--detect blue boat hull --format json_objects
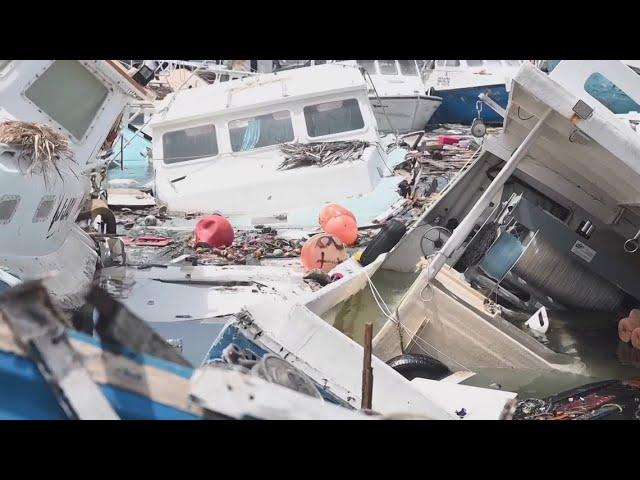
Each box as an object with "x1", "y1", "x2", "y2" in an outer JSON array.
[
  {"x1": 429, "y1": 84, "x2": 509, "y2": 125},
  {"x1": 0, "y1": 330, "x2": 200, "y2": 420}
]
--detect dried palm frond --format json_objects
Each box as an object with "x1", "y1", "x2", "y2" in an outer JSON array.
[
  {"x1": 0, "y1": 121, "x2": 75, "y2": 183},
  {"x1": 278, "y1": 141, "x2": 370, "y2": 170}
]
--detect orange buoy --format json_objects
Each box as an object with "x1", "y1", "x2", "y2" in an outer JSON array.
[
  {"x1": 632, "y1": 328, "x2": 640, "y2": 350},
  {"x1": 194, "y1": 214, "x2": 234, "y2": 248},
  {"x1": 619, "y1": 310, "x2": 640, "y2": 343},
  {"x1": 319, "y1": 203, "x2": 356, "y2": 229},
  {"x1": 324, "y1": 213, "x2": 358, "y2": 246},
  {"x1": 300, "y1": 233, "x2": 347, "y2": 273}
]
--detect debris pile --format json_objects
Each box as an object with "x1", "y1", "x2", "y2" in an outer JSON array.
[
  {"x1": 191, "y1": 227, "x2": 305, "y2": 265},
  {"x1": 513, "y1": 378, "x2": 640, "y2": 420},
  {"x1": 102, "y1": 125, "x2": 492, "y2": 272},
  {"x1": 147, "y1": 83, "x2": 173, "y2": 100}
]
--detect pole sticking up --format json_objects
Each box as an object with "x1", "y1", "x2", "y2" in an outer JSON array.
[
  {"x1": 361, "y1": 322, "x2": 374, "y2": 410},
  {"x1": 425, "y1": 108, "x2": 553, "y2": 283}
]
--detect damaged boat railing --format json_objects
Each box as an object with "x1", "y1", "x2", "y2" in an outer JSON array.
[{"x1": 479, "y1": 92, "x2": 507, "y2": 119}]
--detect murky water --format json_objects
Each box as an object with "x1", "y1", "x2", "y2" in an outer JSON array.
[
  {"x1": 333, "y1": 269, "x2": 640, "y2": 398},
  {"x1": 333, "y1": 269, "x2": 418, "y2": 345}
]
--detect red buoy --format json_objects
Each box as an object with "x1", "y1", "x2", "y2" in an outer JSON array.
[
  {"x1": 319, "y1": 203, "x2": 356, "y2": 229},
  {"x1": 324, "y1": 214, "x2": 358, "y2": 246},
  {"x1": 632, "y1": 328, "x2": 640, "y2": 350},
  {"x1": 194, "y1": 214, "x2": 234, "y2": 248},
  {"x1": 619, "y1": 309, "x2": 640, "y2": 343},
  {"x1": 300, "y1": 233, "x2": 347, "y2": 273}
]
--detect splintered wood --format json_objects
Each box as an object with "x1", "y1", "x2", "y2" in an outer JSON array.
[{"x1": 278, "y1": 141, "x2": 370, "y2": 170}]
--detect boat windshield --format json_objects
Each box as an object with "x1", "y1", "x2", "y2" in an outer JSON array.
[
  {"x1": 397, "y1": 60, "x2": 418, "y2": 76},
  {"x1": 229, "y1": 110, "x2": 294, "y2": 152},
  {"x1": 378, "y1": 60, "x2": 398, "y2": 75},
  {"x1": 24, "y1": 61, "x2": 108, "y2": 140},
  {"x1": 303, "y1": 99, "x2": 365, "y2": 137},
  {"x1": 466, "y1": 60, "x2": 484, "y2": 67},
  {"x1": 162, "y1": 125, "x2": 218, "y2": 164},
  {"x1": 584, "y1": 72, "x2": 640, "y2": 114},
  {"x1": 357, "y1": 60, "x2": 376, "y2": 74}
]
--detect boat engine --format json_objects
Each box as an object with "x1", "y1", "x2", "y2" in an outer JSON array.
[{"x1": 458, "y1": 191, "x2": 640, "y2": 313}]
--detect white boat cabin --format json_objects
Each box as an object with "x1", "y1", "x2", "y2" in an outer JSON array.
[
  {"x1": 0, "y1": 60, "x2": 149, "y2": 307},
  {"x1": 150, "y1": 64, "x2": 389, "y2": 222},
  {"x1": 350, "y1": 60, "x2": 426, "y2": 96},
  {"x1": 333, "y1": 61, "x2": 441, "y2": 134}
]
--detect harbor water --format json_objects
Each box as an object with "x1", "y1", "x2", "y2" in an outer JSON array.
[{"x1": 333, "y1": 269, "x2": 640, "y2": 398}]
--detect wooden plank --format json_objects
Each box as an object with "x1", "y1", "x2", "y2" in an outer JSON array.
[{"x1": 107, "y1": 188, "x2": 156, "y2": 208}]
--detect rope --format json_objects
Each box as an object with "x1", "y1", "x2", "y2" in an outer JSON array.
[
  {"x1": 362, "y1": 267, "x2": 471, "y2": 372},
  {"x1": 361, "y1": 68, "x2": 400, "y2": 139}
]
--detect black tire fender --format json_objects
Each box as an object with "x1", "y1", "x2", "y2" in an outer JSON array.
[
  {"x1": 386, "y1": 353, "x2": 452, "y2": 381},
  {"x1": 360, "y1": 220, "x2": 406, "y2": 266}
]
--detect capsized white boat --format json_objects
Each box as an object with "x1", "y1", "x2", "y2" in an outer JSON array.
[
  {"x1": 149, "y1": 63, "x2": 404, "y2": 227},
  {"x1": 0, "y1": 60, "x2": 151, "y2": 308},
  {"x1": 369, "y1": 60, "x2": 640, "y2": 375}
]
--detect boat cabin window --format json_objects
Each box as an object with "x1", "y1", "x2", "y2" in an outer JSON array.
[
  {"x1": 162, "y1": 125, "x2": 218, "y2": 164},
  {"x1": 466, "y1": 60, "x2": 484, "y2": 67},
  {"x1": 304, "y1": 99, "x2": 365, "y2": 138},
  {"x1": 398, "y1": 60, "x2": 418, "y2": 76},
  {"x1": 24, "y1": 61, "x2": 109, "y2": 140},
  {"x1": 357, "y1": 60, "x2": 377, "y2": 74},
  {"x1": 130, "y1": 113, "x2": 145, "y2": 126},
  {"x1": 584, "y1": 72, "x2": 640, "y2": 114},
  {"x1": 33, "y1": 195, "x2": 56, "y2": 223},
  {"x1": 378, "y1": 60, "x2": 398, "y2": 75},
  {"x1": 0, "y1": 195, "x2": 20, "y2": 225},
  {"x1": 442, "y1": 60, "x2": 460, "y2": 67},
  {"x1": 229, "y1": 110, "x2": 294, "y2": 152}
]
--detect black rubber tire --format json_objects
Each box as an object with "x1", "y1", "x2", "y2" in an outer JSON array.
[
  {"x1": 360, "y1": 220, "x2": 407, "y2": 266},
  {"x1": 386, "y1": 353, "x2": 452, "y2": 381}
]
